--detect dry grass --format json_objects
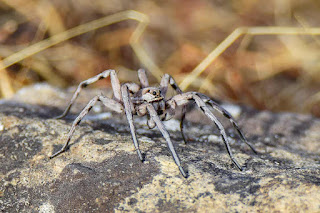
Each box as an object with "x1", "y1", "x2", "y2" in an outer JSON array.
[{"x1": 1, "y1": 0, "x2": 320, "y2": 116}]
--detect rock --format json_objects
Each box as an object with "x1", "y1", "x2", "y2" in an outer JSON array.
[{"x1": 0, "y1": 83, "x2": 319, "y2": 212}]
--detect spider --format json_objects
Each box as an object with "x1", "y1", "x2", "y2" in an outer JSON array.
[{"x1": 50, "y1": 69, "x2": 256, "y2": 178}]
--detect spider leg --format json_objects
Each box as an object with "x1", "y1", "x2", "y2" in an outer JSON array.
[
  {"x1": 121, "y1": 84, "x2": 144, "y2": 161},
  {"x1": 192, "y1": 94, "x2": 242, "y2": 170},
  {"x1": 160, "y1": 74, "x2": 189, "y2": 143},
  {"x1": 160, "y1": 74, "x2": 182, "y2": 97},
  {"x1": 146, "y1": 104, "x2": 187, "y2": 178},
  {"x1": 50, "y1": 94, "x2": 123, "y2": 158},
  {"x1": 180, "y1": 107, "x2": 188, "y2": 144},
  {"x1": 168, "y1": 93, "x2": 242, "y2": 170},
  {"x1": 138, "y1": 69, "x2": 149, "y2": 88},
  {"x1": 202, "y1": 96, "x2": 257, "y2": 154},
  {"x1": 55, "y1": 69, "x2": 121, "y2": 119}
]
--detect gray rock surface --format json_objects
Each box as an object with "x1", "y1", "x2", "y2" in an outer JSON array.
[{"x1": 0, "y1": 83, "x2": 319, "y2": 212}]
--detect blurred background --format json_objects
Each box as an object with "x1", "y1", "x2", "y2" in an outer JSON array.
[{"x1": 1, "y1": 0, "x2": 320, "y2": 116}]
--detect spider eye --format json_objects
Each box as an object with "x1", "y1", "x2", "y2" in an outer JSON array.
[{"x1": 152, "y1": 91, "x2": 157, "y2": 95}]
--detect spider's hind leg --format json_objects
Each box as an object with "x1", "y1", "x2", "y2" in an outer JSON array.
[
  {"x1": 138, "y1": 69, "x2": 149, "y2": 88},
  {"x1": 55, "y1": 69, "x2": 121, "y2": 119},
  {"x1": 160, "y1": 74, "x2": 182, "y2": 97}
]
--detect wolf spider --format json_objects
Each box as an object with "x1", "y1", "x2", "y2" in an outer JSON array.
[{"x1": 50, "y1": 69, "x2": 256, "y2": 177}]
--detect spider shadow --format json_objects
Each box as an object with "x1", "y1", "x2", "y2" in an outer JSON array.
[
  {"x1": 0, "y1": 100, "x2": 120, "y2": 143},
  {"x1": 0, "y1": 100, "x2": 64, "y2": 120}
]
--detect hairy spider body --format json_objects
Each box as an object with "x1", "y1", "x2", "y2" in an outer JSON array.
[{"x1": 50, "y1": 69, "x2": 256, "y2": 178}]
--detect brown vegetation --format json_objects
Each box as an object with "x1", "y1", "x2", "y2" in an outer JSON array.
[{"x1": 1, "y1": 0, "x2": 320, "y2": 115}]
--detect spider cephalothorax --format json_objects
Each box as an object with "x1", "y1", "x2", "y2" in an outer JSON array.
[
  {"x1": 140, "y1": 87, "x2": 163, "y2": 102},
  {"x1": 50, "y1": 69, "x2": 256, "y2": 178}
]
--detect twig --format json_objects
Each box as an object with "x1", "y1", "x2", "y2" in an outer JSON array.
[{"x1": 179, "y1": 26, "x2": 320, "y2": 91}]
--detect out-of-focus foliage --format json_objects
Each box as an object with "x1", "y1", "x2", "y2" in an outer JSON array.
[{"x1": 1, "y1": 0, "x2": 320, "y2": 116}]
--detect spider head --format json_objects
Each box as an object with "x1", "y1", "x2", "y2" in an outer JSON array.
[{"x1": 141, "y1": 87, "x2": 163, "y2": 102}]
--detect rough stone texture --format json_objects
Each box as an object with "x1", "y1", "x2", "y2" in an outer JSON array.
[{"x1": 0, "y1": 83, "x2": 319, "y2": 212}]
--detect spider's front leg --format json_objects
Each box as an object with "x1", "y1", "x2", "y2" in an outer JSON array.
[
  {"x1": 146, "y1": 104, "x2": 187, "y2": 178},
  {"x1": 167, "y1": 92, "x2": 250, "y2": 171},
  {"x1": 50, "y1": 95, "x2": 123, "y2": 158},
  {"x1": 121, "y1": 84, "x2": 144, "y2": 161},
  {"x1": 179, "y1": 93, "x2": 257, "y2": 153},
  {"x1": 55, "y1": 69, "x2": 121, "y2": 119},
  {"x1": 200, "y1": 95, "x2": 257, "y2": 154}
]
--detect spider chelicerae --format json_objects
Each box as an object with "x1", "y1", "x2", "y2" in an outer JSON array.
[{"x1": 50, "y1": 69, "x2": 256, "y2": 177}]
